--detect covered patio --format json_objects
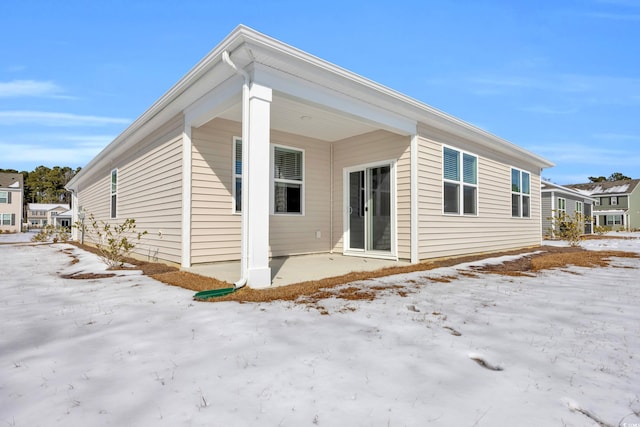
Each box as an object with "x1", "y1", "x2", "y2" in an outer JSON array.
[{"x1": 185, "y1": 253, "x2": 411, "y2": 287}]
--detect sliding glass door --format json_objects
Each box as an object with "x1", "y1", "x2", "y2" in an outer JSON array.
[{"x1": 346, "y1": 163, "x2": 393, "y2": 255}]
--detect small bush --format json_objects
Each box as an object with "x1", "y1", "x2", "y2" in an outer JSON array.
[
  {"x1": 548, "y1": 211, "x2": 589, "y2": 247},
  {"x1": 31, "y1": 225, "x2": 70, "y2": 243},
  {"x1": 594, "y1": 225, "x2": 612, "y2": 235},
  {"x1": 75, "y1": 214, "x2": 147, "y2": 268}
]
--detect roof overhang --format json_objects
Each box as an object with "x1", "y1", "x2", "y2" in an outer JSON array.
[
  {"x1": 67, "y1": 25, "x2": 554, "y2": 190},
  {"x1": 541, "y1": 181, "x2": 597, "y2": 202}
]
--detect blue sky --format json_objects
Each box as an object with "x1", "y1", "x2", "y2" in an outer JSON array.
[{"x1": 1, "y1": 0, "x2": 638, "y2": 184}]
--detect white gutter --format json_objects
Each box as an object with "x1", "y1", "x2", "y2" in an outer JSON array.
[{"x1": 222, "y1": 50, "x2": 249, "y2": 290}]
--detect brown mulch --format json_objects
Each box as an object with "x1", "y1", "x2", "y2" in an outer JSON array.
[{"x1": 65, "y1": 242, "x2": 639, "y2": 305}]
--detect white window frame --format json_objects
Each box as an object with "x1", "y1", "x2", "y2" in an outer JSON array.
[
  {"x1": 110, "y1": 169, "x2": 118, "y2": 219},
  {"x1": 1, "y1": 213, "x2": 11, "y2": 225},
  {"x1": 232, "y1": 136, "x2": 242, "y2": 213},
  {"x1": 0, "y1": 191, "x2": 7, "y2": 204},
  {"x1": 557, "y1": 197, "x2": 566, "y2": 213},
  {"x1": 607, "y1": 215, "x2": 622, "y2": 225},
  {"x1": 575, "y1": 201, "x2": 583, "y2": 214},
  {"x1": 271, "y1": 144, "x2": 305, "y2": 216},
  {"x1": 511, "y1": 168, "x2": 531, "y2": 218},
  {"x1": 442, "y1": 145, "x2": 478, "y2": 216},
  {"x1": 611, "y1": 196, "x2": 618, "y2": 206}
]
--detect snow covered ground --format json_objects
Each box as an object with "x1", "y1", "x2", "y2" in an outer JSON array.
[{"x1": 1, "y1": 234, "x2": 639, "y2": 426}]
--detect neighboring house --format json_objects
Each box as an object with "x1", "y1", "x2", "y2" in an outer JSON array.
[
  {"x1": 0, "y1": 172, "x2": 24, "y2": 233},
  {"x1": 541, "y1": 181, "x2": 596, "y2": 237},
  {"x1": 65, "y1": 25, "x2": 554, "y2": 289},
  {"x1": 53, "y1": 210, "x2": 73, "y2": 228},
  {"x1": 26, "y1": 203, "x2": 71, "y2": 228},
  {"x1": 566, "y1": 179, "x2": 640, "y2": 231}
]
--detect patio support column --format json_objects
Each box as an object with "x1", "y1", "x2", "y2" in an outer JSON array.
[{"x1": 246, "y1": 83, "x2": 272, "y2": 288}]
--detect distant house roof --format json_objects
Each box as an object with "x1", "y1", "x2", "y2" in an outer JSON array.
[
  {"x1": 565, "y1": 179, "x2": 640, "y2": 196},
  {"x1": 541, "y1": 181, "x2": 597, "y2": 202},
  {"x1": 28, "y1": 203, "x2": 70, "y2": 211},
  {"x1": 0, "y1": 172, "x2": 23, "y2": 189}
]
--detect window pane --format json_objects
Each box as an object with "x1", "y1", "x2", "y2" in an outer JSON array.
[
  {"x1": 111, "y1": 170, "x2": 117, "y2": 194},
  {"x1": 444, "y1": 182, "x2": 460, "y2": 214},
  {"x1": 111, "y1": 194, "x2": 117, "y2": 218},
  {"x1": 522, "y1": 195, "x2": 530, "y2": 218},
  {"x1": 463, "y1": 153, "x2": 477, "y2": 185},
  {"x1": 274, "y1": 147, "x2": 302, "y2": 181},
  {"x1": 274, "y1": 182, "x2": 301, "y2": 213},
  {"x1": 443, "y1": 147, "x2": 460, "y2": 181},
  {"x1": 463, "y1": 185, "x2": 477, "y2": 215},
  {"x1": 0, "y1": 191, "x2": 7, "y2": 203},
  {"x1": 235, "y1": 177, "x2": 242, "y2": 212},
  {"x1": 511, "y1": 169, "x2": 520, "y2": 192},
  {"x1": 512, "y1": 194, "x2": 520, "y2": 217},
  {"x1": 522, "y1": 172, "x2": 530, "y2": 194},
  {"x1": 235, "y1": 139, "x2": 242, "y2": 175}
]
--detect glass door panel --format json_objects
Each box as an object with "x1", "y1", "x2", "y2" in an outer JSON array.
[{"x1": 349, "y1": 171, "x2": 365, "y2": 250}]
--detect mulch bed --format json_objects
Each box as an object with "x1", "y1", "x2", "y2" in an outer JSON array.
[{"x1": 65, "y1": 242, "x2": 639, "y2": 304}]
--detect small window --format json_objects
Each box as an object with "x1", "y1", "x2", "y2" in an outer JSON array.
[
  {"x1": 575, "y1": 201, "x2": 583, "y2": 214},
  {"x1": 558, "y1": 198, "x2": 566, "y2": 213},
  {"x1": 110, "y1": 169, "x2": 118, "y2": 218},
  {"x1": 0, "y1": 191, "x2": 7, "y2": 204},
  {"x1": 511, "y1": 169, "x2": 531, "y2": 218},
  {"x1": 272, "y1": 145, "x2": 304, "y2": 214},
  {"x1": 606, "y1": 215, "x2": 622, "y2": 225},
  {"x1": 233, "y1": 137, "x2": 242, "y2": 212},
  {"x1": 611, "y1": 196, "x2": 618, "y2": 206},
  {"x1": 1, "y1": 213, "x2": 11, "y2": 225},
  {"x1": 443, "y1": 147, "x2": 477, "y2": 215}
]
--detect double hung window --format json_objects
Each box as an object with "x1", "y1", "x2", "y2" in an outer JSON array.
[
  {"x1": 110, "y1": 169, "x2": 117, "y2": 218},
  {"x1": 511, "y1": 169, "x2": 531, "y2": 218},
  {"x1": 273, "y1": 146, "x2": 304, "y2": 214},
  {"x1": 233, "y1": 139, "x2": 305, "y2": 215},
  {"x1": 443, "y1": 147, "x2": 477, "y2": 215}
]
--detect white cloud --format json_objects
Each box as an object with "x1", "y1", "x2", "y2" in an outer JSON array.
[
  {"x1": 0, "y1": 111, "x2": 130, "y2": 126},
  {"x1": 0, "y1": 138, "x2": 110, "y2": 168},
  {"x1": 0, "y1": 80, "x2": 68, "y2": 98}
]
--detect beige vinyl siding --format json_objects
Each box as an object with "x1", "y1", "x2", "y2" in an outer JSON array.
[
  {"x1": 191, "y1": 118, "x2": 241, "y2": 263},
  {"x1": 77, "y1": 114, "x2": 184, "y2": 264},
  {"x1": 191, "y1": 118, "x2": 332, "y2": 262},
  {"x1": 417, "y1": 124, "x2": 542, "y2": 260},
  {"x1": 269, "y1": 129, "x2": 331, "y2": 257},
  {"x1": 331, "y1": 130, "x2": 411, "y2": 259}
]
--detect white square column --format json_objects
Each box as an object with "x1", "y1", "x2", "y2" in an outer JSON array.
[{"x1": 246, "y1": 83, "x2": 272, "y2": 288}]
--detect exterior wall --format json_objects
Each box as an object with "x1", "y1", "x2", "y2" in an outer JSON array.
[
  {"x1": 77, "y1": 114, "x2": 184, "y2": 264},
  {"x1": 331, "y1": 130, "x2": 411, "y2": 260},
  {"x1": 630, "y1": 186, "x2": 640, "y2": 230},
  {"x1": 597, "y1": 194, "x2": 629, "y2": 210},
  {"x1": 191, "y1": 118, "x2": 332, "y2": 263},
  {"x1": 0, "y1": 187, "x2": 23, "y2": 233},
  {"x1": 191, "y1": 118, "x2": 241, "y2": 263},
  {"x1": 541, "y1": 192, "x2": 553, "y2": 236},
  {"x1": 542, "y1": 191, "x2": 591, "y2": 237},
  {"x1": 416, "y1": 124, "x2": 543, "y2": 260}
]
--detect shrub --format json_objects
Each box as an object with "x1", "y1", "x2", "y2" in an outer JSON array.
[
  {"x1": 75, "y1": 214, "x2": 147, "y2": 268},
  {"x1": 594, "y1": 225, "x2": 612, "y2": 235},
  {"x1": 548, "y1": 211, "x2": 589, "y2": 247},
  {"x1": 31, "y1": 224, "x2": 70, "y2": 243}
]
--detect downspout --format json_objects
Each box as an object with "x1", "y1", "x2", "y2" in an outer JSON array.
[{"x1": 223, "y1": 50, "x2": 250, "y2": 290}]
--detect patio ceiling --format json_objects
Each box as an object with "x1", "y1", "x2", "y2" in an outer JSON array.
[{"x1": 218, "y1": 92, "x2": 383, "y2": 142}]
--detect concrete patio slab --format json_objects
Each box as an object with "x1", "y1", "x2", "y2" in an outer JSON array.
[{"x1": 185, "y1": 253, "x2": 411, "y2": 287}]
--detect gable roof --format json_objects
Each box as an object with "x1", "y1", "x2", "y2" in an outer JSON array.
[
  {"x1": 566, "y1": 179, "x2": 640, "y2": 196},
  {"x1": 67, "y1": 25, "x2": 553, "y2": 189},
  {"x1": 28, "y1": 203, "x2": 70, "y2": 211},
  {"x1": 541, "y1": 180, "x2": 597, "y2": 202},
  {"x1": 0, "y1": 172, "x2": 23, "y2": 189}
]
